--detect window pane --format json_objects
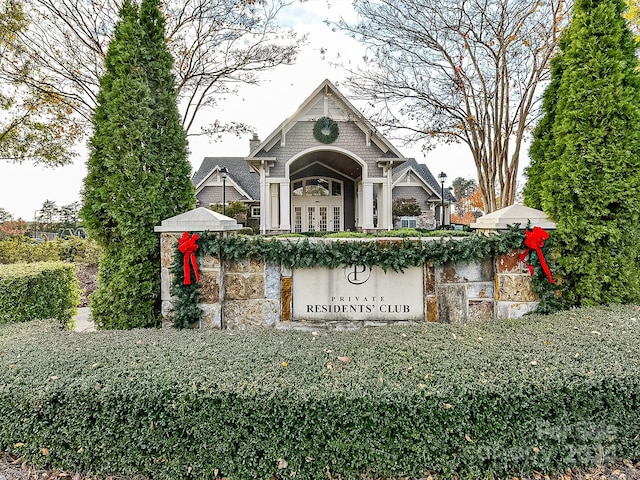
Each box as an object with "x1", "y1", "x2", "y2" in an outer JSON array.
[
  {"x1": 401, "y1": 216, "x2": 417, "y2": 228},
  {"x1": 292, "y1": 181, "x2": 304, "y2": 196},
  {"x1": 305, "y1": 178, "x2": 329, "y2": 196},
  {"x1": 332, "y1": 181, "x2": 342, "y2": 196},
  {"x1": 319, "y1": 207, "x2": 327, "y2": 232},
  {"x1": 294, "y1": 207, "x2": 302, "y2": 233}
]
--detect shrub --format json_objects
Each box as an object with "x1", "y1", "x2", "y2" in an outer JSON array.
[
  {"x1": 0, "y1": 237, "x2": 101, "y2": 266},
  {"x1": 0, "y1": 305, "x2": 639, "y2": 479},
  {"x1": 0, "y1": 262, "x2": 80, "y2": 328}
]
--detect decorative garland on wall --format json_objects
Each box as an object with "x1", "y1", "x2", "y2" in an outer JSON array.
[
  {"x1": 313, "y1": 117, "x2": 339, "y2": 144},
  {"x1": 169, "y1": 227, "x2": 561, "y2": 328}
]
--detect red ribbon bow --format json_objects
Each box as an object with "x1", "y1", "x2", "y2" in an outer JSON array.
[
  {"x1": 519, "y1": 226, "x2": 554, "y2": 283},
  {"x1": 178, "y1": 232, "x2": 200, "y2": 285}
]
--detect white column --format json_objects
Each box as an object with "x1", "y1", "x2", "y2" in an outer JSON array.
[
  {"x1": 260, "y1": 166, "x2": 269, "y2": 235},
  {"x1": 362, "y1": 182, "x2": 374, "y2": 229},
  {"x1": 279, "y1": 181, "x2": 291, "y2": 231},
  {"x1": 356, "y1": 182, "x2": 363, "y2": 229},
  {"x1": 270, "y1": 183, "x2": 279, "y2": 230},
  {"x1": 387, "y1": 164, "x2": 394, "y2": 230}
]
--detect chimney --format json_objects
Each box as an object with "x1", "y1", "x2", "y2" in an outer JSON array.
[{"x1": 249, "y1": 133, "x2": 261, "y2": 154}]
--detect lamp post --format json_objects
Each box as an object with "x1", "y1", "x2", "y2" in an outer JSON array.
[
  {"x1": 220, "y1": 167, "x2": 229, "y2": 216},
  {"x1": 437, "y1": 171, "x2": 447, "y2": 229}
]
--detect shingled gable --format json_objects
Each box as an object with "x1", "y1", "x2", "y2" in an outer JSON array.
[
  {"x1": 192, "y1": 157, "x2": 260, "y2": 201},
  {"x1": 246, "y1": 79, "x2": 405, "y2": 162},
  {"x1": 392, "y1": 158, "x2": 457, "y2": 203}
]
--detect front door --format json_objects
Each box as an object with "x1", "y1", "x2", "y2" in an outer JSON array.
[
  {"x1": 293, "y1": 205, "x2": 342, "y2": 232},
  {"x1": 292, "y1": 177, "x2": 344, "y2": 233}
]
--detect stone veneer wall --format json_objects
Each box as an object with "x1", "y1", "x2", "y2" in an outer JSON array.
[{"x1": 160, "y1": 233, "x2": 539, "y2": 329}]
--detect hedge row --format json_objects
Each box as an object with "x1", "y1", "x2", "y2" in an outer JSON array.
[
  {"x1": 0, "y1": 237, "x2": 101, "y2": 265},
  {"x1": 0, "y1": 262, "x2": 80, "y2": 328},
  {"x1": 1, "y1": 305, "x2": 639, "y2": 479}
]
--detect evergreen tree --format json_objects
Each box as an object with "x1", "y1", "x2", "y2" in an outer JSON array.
[
  {"x1": 523, "y1": 46, "x2": 565, "y2": 210},
  {"x1": 139, "y1": 0, "x2": 194, "y2": 220},
  {"x1": 81, "y1": 0, "x2": 194, "y2": 329},
  {"x1": 525, "y1": 0, "x2": 640, "y2": 305}
]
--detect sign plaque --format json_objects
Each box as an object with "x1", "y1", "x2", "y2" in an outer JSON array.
[{"x1": 292, "y1": 265, "x2": 424, "y2": 321}]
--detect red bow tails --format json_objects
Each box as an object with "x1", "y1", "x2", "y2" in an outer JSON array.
[
  {"x1": 178, "y1": 232, "x2": 200, "y2": 285},
  {"x1": 519, "y1": 226, "x2": 555, "y2": 284}
]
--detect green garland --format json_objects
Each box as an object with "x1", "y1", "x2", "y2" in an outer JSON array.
[
  {"x1": 170, "y1": 228, "x2": 564, "y2": 328},
  {"x1": 196, "y1": 229, "x2": 525, "y2": 271},
  {"x1": 525, "y1": 231, "x2": 567, "y2": 314},
  {"x1": 313, "y1": 117, "x2": 339, "y2": 144},
  {"x1": 170, "y1": 241, "x2": 203, "y2": 329}
]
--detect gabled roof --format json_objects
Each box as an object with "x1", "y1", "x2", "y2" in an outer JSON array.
[
  {"x1": 248, "y1": 79, "x2": 405, "y2": 160},
  {"x1": 392, "y1": 158, "x2": 457, "y2": 202},
  {"x1": 192, "y1": 157, "x2": 260, "y2": 201}
]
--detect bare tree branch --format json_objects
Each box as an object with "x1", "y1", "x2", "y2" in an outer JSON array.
[
  {"x1": 337, "y1": 0, "x2": 569, "y2": 212},
  {"x1": 14, "y1": 0, "x2": 303, "y2": 140}
]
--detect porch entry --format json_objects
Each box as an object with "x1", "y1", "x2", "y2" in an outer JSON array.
[{"x1": 291, "y1": 177, "x2": 343, "y2": 233}]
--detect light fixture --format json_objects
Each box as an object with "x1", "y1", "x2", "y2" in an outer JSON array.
[
  {"x1": 220, "y1": 167, "x2": 229, "y2": 215},
  {"x1": 438, "y1": 172, "x2": 447, "y2": 229}
]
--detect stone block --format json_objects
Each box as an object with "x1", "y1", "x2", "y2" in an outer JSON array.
[
  {"x1": 161, "y1": 267, "x2": 173, "y2": 301},
  {"x1": 265, "y1": 262, "x2": 281, "y2": 299},
  {"x1": 495, "y1": 301, "x2": 539, "y2": 319},
  {"x1": 424, "y1": 262, "x2": 436, "y2": 295},
  {"x1": 224, "y1": 272, "x2": 265, "y2": 300},
  {"x1": 438, "y1": 259, "x2": 493, "y2": 284},
  {"x1": 223, "y1": 299, "x2": 279, "y2": 329},
  {"x1": 160, "y1": 233, "x2": 179, "y2": 269},
  {"x1": 496, "y1": 250, "x2": 528, "y2": 274},
  {"x1": 161, "y1": 300, "x2": 173, "y2": 319},
  {"x1": 437, "y1": 285, "x2": 466, "y2": 323},
  {"x1": 496, "y1": 274, "x2": 538, "y2": 302},
  {"x1": 468, "y1": 299, "x2": 494, "y2": 321},
  {"x1": 281, "y1": 277, "x2": 292, "y2": 321},
  {"x1": 276, "y1": 322, "x2": 324, "y2": 332},
  {"x1": 326, "y1": 321, "x2": 362, "y2": 330},
  {"x1": 200, "y1": 254, "x2": 220, "y2": 269},
  {"x1": 364, "y1": 320, "x2": 390, "y2": 327},
  {"x1": 466, "y1": 282, "x2": 494, "y2": 299},
  {"x1": 426, "y1": 295, "x2": 438, "y2": 322},
  {"x1": 226, "y1": 258, "x2": 264, "y2": 274},
  {"x1": 200, "y1": 303, "x2": 222, "y2": 329},
  {"x1": 200, "y1": 269, "x2": 221, "y2": 303}
]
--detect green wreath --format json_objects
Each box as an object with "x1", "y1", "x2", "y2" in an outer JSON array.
[{"x1": 313, "y1": 117, "x2": 339, "y2": 144}]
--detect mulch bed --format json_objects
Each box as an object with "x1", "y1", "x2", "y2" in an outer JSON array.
[{"x1": 1, "y1": 453, "x2": 639, "y2": 480}]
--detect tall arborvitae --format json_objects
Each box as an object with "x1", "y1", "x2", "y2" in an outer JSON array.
[
  {"x1": 525, "y1": 0, "x2": 640, "y2": 305},
  {"x1": 139, "y1": 0, "x2": 194, "y2": 219},
  {"x1": 81, "y1": 0, "x2": 194, "y2": 329},
  {"x1": 523, "y1": 44, "x2": 565, "y2": 210}
]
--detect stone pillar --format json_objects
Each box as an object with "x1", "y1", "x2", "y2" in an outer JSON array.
[{"x1": 494, "y1": 250, "x2": 539, "y2": 318}]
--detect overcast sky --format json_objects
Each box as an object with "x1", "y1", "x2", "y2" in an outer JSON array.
[{"x1": 0, "y1": 0, "x2": 479, "y2": 221}]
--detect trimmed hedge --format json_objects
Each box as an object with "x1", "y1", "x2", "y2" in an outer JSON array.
[
  {"x1": 0, "y1": 262, "x2": 80, "y2": 328},
  {"x1": 0, "y1": 237, "x2": 101, "y2": 266},
  {"x1": 1, "y1": 305, "x2": 639, "y2": 479}
]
